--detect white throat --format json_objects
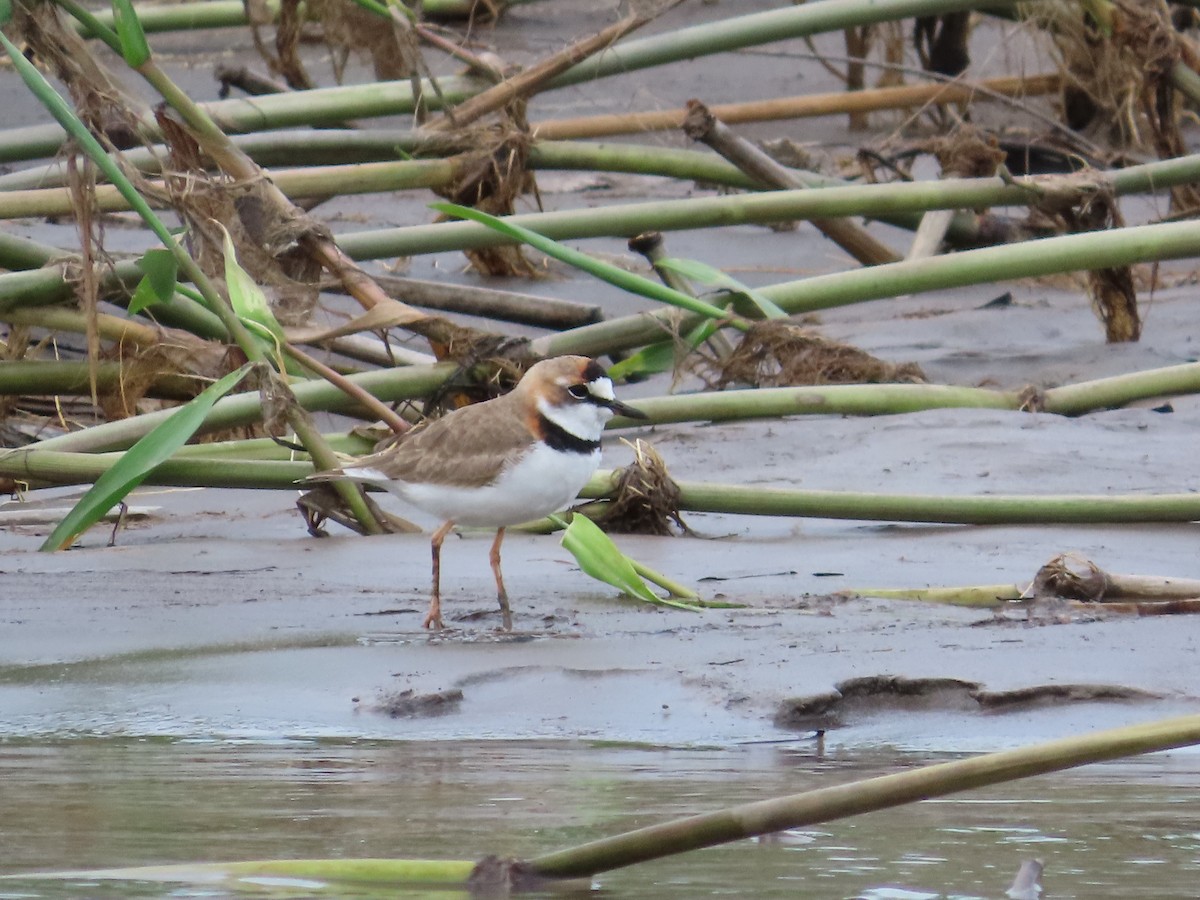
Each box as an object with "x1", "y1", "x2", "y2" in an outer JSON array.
[{"x1": 537, "y1": 396, "x2": 611, "y2": 442}]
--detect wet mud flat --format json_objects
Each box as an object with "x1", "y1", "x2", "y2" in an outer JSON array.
[{"x1": 3, "y1": 334, "x2": 1200, "y2": 749}]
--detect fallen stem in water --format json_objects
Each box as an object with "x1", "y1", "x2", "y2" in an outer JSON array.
[{"x1": 526, "y1": 713, "x2": 1200, "y2": 878}]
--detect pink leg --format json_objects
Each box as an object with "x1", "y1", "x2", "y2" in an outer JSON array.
[
  {"x1": 424, "y1": 521, "x2": 455, "y2": 629},
  {"x1": 490, "y1": 527, "x2": 512, "y2": 631}
]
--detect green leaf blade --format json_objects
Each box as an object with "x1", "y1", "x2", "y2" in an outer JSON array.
[
  {"x1": 430, "y1": 202, "x2": 736, "y2": 323},
  {"x1": 657, "y1": 257, "x2": 787, "y2": 319},
  {"x1": 40, "y1": 364, "x2": 254, "y2": 552},
  {"x1": 127, "y1": 248, "x2": 178, "y2": 316},
  {"x1": 111, "y1": 0, "x2": 152, "y2": 67},
  {"x1": 561, "y1": 513, "x2": 662, "y2": 603},
  {"x1": 220, "y1": 227, "x2": 284, "y2": 340},
  {"x1": 560, "y1": 514, "x2": 701, "y2": 612}
]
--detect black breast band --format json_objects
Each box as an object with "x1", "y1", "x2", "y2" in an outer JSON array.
[{"x1": 538, "y1": 414, "x2": 600, "y2": 455}]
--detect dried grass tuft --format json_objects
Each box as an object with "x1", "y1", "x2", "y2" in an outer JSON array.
[{"x1": 591, "y1": 439, "x2": 689, "y2": 536}]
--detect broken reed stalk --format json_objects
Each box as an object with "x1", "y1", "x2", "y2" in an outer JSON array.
[
  {"x1": 361, "y1": 273, "x2": 602, "y2": 329},
  {"x1": 860, "y1": 571, "x2": 1200, "y2": 608},
  {"x1": 681, "y1": 99, "x2": 899, "y2": 266},
  {"x1": 534, "y1": 73, "x2": 1059, "y2": 140},
  {"x1": 858, "y1": 585, "x2": 1021, "y2": 608},
  {"x1": 0, "y1": 159, "x2": 459, "y2": 218},
  {"x1": 528, "y1": 714, "x2": 1200, "y2": 879}
]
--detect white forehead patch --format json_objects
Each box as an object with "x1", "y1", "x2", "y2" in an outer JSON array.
[{"x1": 588, "y1": 376, "x2": 615, "y2": 401}]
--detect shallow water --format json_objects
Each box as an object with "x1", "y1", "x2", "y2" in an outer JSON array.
[{"x1": 1, "y1": 738, "x2": 1198, "y2": 898}]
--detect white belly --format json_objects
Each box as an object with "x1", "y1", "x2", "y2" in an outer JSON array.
[{"x1": 395, "y1": 443, "x2": 601, "y2": 527}]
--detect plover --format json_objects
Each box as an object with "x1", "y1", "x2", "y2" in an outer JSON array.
[{"x1": 312, "y1": 356, "x2": 646, "y2": 630}]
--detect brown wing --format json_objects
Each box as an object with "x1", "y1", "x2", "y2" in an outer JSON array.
[{"x1": 345, "y1": 395, "x2": 533, "y2": 488}]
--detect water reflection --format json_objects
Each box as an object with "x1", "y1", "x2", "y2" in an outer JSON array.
[{"x1": 0, "y1": 739, "x2": 1197, "y2": 898}]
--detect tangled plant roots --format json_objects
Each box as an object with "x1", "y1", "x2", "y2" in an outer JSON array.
[
  {"x1": 715, "y1": 321, "x2": 926, "y2": 388},
  {"x1": 592, "y1": 439, "x2": 689, "y2": 536},
  {"x1": 439, "y1": 133, "x2": 540, "y2": 277}
]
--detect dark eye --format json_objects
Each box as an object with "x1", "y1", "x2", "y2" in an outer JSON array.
[{"x1": 567, "y1": 384, "x2": 590, "y2": 400}]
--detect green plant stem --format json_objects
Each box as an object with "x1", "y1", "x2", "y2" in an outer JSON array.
[
  {"x1": 597, "y1": 363, "x2": 1200, "y2": 424},
  {"x1": 585, "y1": 478, "x2": 1200, "y2": 525},
  {"x1": 346, "y1": 142, "x2": 1199, "y2": 253},
  {"x1": 628, "y1": 559, "x2": 700, "y2": 601},
  {"x1": 0, "y1": 262, "x2": 228, "y2": 340},
  {"x1": 0, "y1": 450, "x2": 305, "y2": 490},
  {"x1": 614, "y1": 383, "x2": 1018, "y2": 425},
  {"x1": 0, "y1": 359, "x2": 199, "y2": 399},
  {"x1": 526, "y1": 713, "x2": 1200, "y2": 879},
  {"x1": 1041, "y1": 362, "x2": 1200, "y2": 416},
  {"x1": 0, "y1": 75, "x2": 482, "y2": 164},
  {"x1": 73, "y1": 0, "x2": 540, "y2": 36},
  {"x1": 30, "y1": 361, "x2": 456, "y2": 453},
  {"x1": 2, "y1": 303, "x2": 160, "y2": 346},
  {"x1": 7, "y1": 453, "x2": 1200, "y2": 527},
  {"x1": 334, "y1": 177, "x2": 1010, "y2": 259},
  {"x1": 0, "y1": 231, "x2": 64, "y2": 270},
  {"x1": 168, "y1": 432, "x2": 373, "y2": 459}
]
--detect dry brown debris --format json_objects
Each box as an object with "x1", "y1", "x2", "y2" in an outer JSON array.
[
  {"x1": 437, "y1": 130, "x2": 541, "y2": 277},
  {"x1": 1029, "y1": 0, "x2": 1200, "y2": 210},
  {"x1": 712, "y1": 321, "x2": 926, "y2": 389},
  {"x1": 1024, "y1": 552, "x2": 1112, "y2": 603}
]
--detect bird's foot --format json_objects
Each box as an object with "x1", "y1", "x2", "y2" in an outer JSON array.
[{"x1": 423, "y1": 596, "x2": 444, "y2": 630}]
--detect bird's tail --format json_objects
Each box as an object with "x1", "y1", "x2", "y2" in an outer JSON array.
[{"x1": 298, "y1": 465, "x2": 392, "y2": 489}]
